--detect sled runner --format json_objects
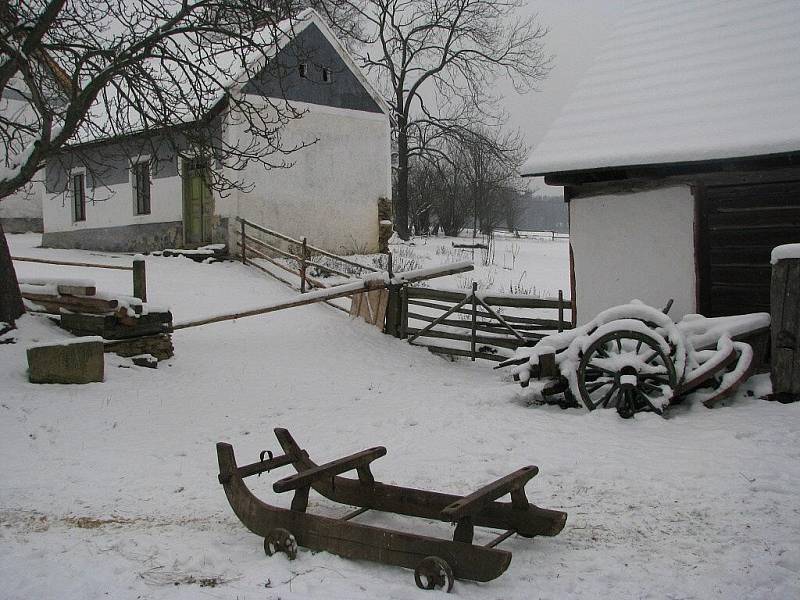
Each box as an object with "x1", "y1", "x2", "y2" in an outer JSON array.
[{"x1": 217, "y1": 428, "x2": 567, "y2": 592}]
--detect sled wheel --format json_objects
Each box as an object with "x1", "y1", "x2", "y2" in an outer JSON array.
[
  {"x1": 577, "y1": 330, "x2": 677, "y2": 417},
  {"x1": 414, "y1": 556, "x2": 454, "y2": 593},
  {"x1": 263, "y1": 528, "x2": 297, "y2": 560}
]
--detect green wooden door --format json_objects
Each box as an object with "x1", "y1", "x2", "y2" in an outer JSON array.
[{"x1": 183, "y1": 159, "x2": 213, "y2": 246}]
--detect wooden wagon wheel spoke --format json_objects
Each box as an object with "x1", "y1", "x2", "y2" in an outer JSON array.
[
  {"x1": 585, "y1": 379, "x2": 612, "y2": 393},
  {"x1": 586, "y1": 363, "x2": 618, "y2": 377},
  {"x1": 597, "y1": 383, "x2": 619, "y2": 408}
]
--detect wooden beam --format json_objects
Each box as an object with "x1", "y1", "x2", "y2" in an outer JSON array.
[
  {"x1": 173, "y1": 262, "x2": 473, "y2": 331},
  {"x1": 12, "y1": 256, "x2": 132, "y2": 271},
  {"x1": 273, "y1": 447, "x2": 386, "y2": 493}
]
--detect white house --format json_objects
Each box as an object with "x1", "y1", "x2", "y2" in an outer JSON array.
[
  {"x1": 0, "y1": 86, "x2": 45, "y2": 233},
  {"x1": 41, "y1": 9, "x2": 392, "y2": 254},
  {"x1": 523, "y1": 0, "x2": 800, "y2": 323}
]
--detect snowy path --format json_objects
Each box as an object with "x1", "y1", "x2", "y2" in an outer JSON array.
[{"x1": 1, "y1": 234, "x2": 799, "y2": 599}]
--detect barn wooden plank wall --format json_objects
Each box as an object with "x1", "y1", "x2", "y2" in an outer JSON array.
[{"x1": 700, "y1": 180, "x2": 800, "y2": 317}]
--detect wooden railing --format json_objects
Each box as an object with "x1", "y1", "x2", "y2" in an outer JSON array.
[
  {"x1": 236, "y1": 217, "x2": 379, "y2": 294},
  {"x1": 398, "y1": 283, "x2": 573, "y2": 362},
  {"x1": 12, "y1": 255, "x2": 148, "y2": 301}
]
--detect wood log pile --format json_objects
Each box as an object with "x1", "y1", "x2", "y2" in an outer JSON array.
[{"x1": 20, "y1": 279, "x2": 174, "y2": 361}]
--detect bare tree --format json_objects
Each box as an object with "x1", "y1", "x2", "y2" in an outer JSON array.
[
  {"x1": 457, "y1": 126, "x2": 525, "y2": 235},
  {"x1": 314, "y1": 0, "x2": 549, "y2": 239},
  {"x1": 0, "y1": 0, "x2": 314, "y2": 324}
]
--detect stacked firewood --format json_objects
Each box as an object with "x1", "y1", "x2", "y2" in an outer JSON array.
[{"x1": 19, "y1": 278, "x2": 173, "y2": 361}]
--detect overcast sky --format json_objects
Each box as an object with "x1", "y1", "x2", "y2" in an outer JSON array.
[{"x1": 504, "y1": 1, "x2": 626, "y2": 153}]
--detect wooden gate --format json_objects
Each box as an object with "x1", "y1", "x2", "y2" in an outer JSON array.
[{"x1": 398, "y1": 283, "x2": 573, "y2": 362}]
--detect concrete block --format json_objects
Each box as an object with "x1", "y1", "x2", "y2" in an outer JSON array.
[{"x1": 27, "y1": 337, "x2": 105, "y2": 384}]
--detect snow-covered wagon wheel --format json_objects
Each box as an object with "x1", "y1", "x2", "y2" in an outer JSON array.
[{"x1": 577, "y1": 329, "x2": 678, "y2": 418}]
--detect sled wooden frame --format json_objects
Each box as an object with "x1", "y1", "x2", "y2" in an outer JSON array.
[{"x1": 217, "y1": 428, "x2": 567, "y2": 590}]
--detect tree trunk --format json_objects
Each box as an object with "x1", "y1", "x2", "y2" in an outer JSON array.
[
  {"x1": 395, "y1": 123, "x2": 411, "y2": 240},
  {"x1": 0, "y1": 220, "x2": 25, "y2": 325}
]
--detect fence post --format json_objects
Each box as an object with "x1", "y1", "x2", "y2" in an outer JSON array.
[
  {"x1": 300, "y1": 237, "x2": 308, "y2": 293},
  {"x1": 558, "y1": 289, "x2": 564, "y2": 332},
  {"x1": 240, "y1": 219, "x2": 246, "y2": 264},
  {"x1": 471, "y1": 281, "x2": 478, "y2": 361},
  {"x1": 132, "y1": 256, "x2": 147, "y2": 302}
]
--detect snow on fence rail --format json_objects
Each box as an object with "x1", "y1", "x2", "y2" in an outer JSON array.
[{"x1": 12, "y1": 255, "x2": 147, "y2": 301}]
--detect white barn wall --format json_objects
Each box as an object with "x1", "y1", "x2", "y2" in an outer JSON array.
[
  {"x1": 229, "y1": 98, "x2": 391, "y2": 254},
  {"x1": 570, "y1": 186, "x2": 696, "y2": 323}
]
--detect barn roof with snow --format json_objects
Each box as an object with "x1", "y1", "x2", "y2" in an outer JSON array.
[{"x1": 522, "y1": 0, "x2": 800, "y2": 177}]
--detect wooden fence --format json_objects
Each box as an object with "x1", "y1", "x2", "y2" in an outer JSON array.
[
  {"x1": 395, "y1": 283, "x2": 573, "y2": 362},
  {"x1": 12, "y1": 255, "x2": 147, "y2": 301},
  {"x1": 236, "y1": 217, "x2": 379, "y2": 307}
]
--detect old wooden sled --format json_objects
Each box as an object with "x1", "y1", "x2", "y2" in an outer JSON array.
[{"x1": 217, "y1": 428, "x2": 567, "y2": 592}]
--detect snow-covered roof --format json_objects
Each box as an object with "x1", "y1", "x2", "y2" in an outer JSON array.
[
  {"x1": 74, "y1": 9, "x2": 388, "y2": 145},
  {"x1": 522, "y1": 0, "x2": 800, "y2": 177}
]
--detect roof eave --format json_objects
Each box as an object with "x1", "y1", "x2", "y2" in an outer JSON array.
[{"x1": 525, "y1": 149, "x2": 800, "y2": 187}]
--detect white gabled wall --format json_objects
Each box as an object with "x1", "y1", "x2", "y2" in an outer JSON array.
[
  {"x1": 226, "y1": 96, "x2": 391, "y2": 254},
  {"x1": 570, "y1": 185, "x2": 697, "y2": 323}
]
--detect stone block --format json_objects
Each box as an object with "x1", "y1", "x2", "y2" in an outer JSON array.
[{"x1": 27, "y1": 337, "x2": 105, "y2": 384}]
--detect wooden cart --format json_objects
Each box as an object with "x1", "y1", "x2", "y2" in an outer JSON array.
[
  {"x1": 217, "y1": 428, "x2": 567, "y2": 592},
  {"x1": 499, "y1": 303, "x2": 770, "y2": 418}
]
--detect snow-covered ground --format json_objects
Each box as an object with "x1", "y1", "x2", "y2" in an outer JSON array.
[{"x1": 1, "y1": 233, "x2": 799, "y2": 600}]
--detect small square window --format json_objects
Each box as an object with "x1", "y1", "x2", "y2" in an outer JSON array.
[
  {"x1": 322, "y1": 67, "x2": 333, "y2": 83},
  {"x1": 298, "y1": 63, "x2": 307, "y2": 78},
  {"x1": 132, "y1": 161, "x2": 151, "y2": 215},
  {"x1": 72, "y1": 172, "x2": 86, "y2": 222}
]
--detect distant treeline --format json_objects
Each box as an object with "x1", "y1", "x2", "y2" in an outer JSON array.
[{"x1": 512, "y1": 193, "x2": 568, "y2": 233}]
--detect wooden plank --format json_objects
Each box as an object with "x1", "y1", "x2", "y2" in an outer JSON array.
[
  {"x1": 406, "y1": 286, "x2": 570, "y2": 309},
  {"x1": 471, "y1": 282, "x2": 477, "y2": 360},
  {"x1": 237, "y1": 241, "x2": 328, "y2": 289},
  {"x1": 273, "y1": 447, "x2": 387, "y2": 493},
  {"x1": 237, "y1": 217, "x2": 380, "y2": 273},
  {"x1": 441, "y1": 466, "x2": 539, "y2": 521},
  {"x1": 406, "y1": 299, "x2": 570, "y2": 329},
  {"x1": 773, "y1": 260, "x2": 800, "y2": 392},
  {"x1": 174, "y1": 263, "x2": 470, "y2": 330},
  {"x1": 12, "y1": 256, "x2": 132, "y2": 271},
  {"x1": 350, "y1": 289, "x2": 389, "y2": 329},
  {"x1": 243, "y1": 232, "x2": 302, "y2": 262},
  {"x1": 19, "y1": 280, "x2": 97, "y2": 296},
  {"x1": 21, "y1": 291, "x2": 119, "y2": 313},
  {"x1": 771, "y1": 259, "x2": 789, "y2": 391},
  {"x1": 406, "y1": 287, "x2": 468, "y2": 303},
  {"x1": 407, "y1": 312, "x2": 549, "y2": 336},
  {"x1": 405, "y1": 327, "x2": 526, "y2": 349}
]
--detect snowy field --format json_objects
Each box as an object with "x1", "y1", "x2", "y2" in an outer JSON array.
[{"x1": 1, "y1": 233, "x2": 799, "y2": 600}]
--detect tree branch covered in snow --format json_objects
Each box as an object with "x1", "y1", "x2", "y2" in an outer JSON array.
[{"x1": 0, "y1": 0, "x2": 316, "y2": 199}]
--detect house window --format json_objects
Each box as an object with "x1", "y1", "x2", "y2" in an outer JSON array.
[
  {"x1": 298, "y1": 63, "x2": 307, "y2": 78},
  {"x1": 132, "y1": 160, "x2": 151, "y2": 215},
  {"x1": 72, "y1": 172, "x2": 86, "y2": 222},
  {"x1": 322, "y1": 67, "x2": 332, "y2": 83}
]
